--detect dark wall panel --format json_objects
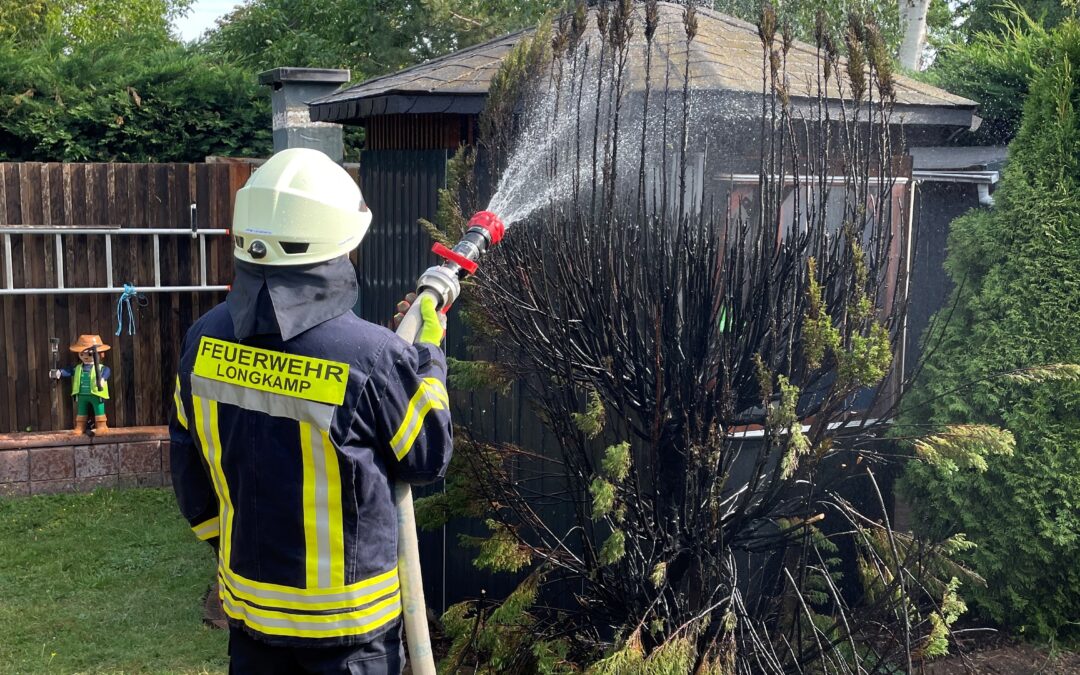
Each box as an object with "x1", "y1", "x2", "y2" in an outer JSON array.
[
  {"x1": 358, "y1": 149, "x2": 551, "y2": 612},
  {"x1": 906, "y1": 181, "x2": 982, "y2": 375}
]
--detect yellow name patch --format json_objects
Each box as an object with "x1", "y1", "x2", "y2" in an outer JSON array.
[{"x1": 193, "y1": 337, "x2": 349, "y2": 406}]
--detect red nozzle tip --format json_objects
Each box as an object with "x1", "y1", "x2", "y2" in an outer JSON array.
[{"x1": 468, "y1": 211, "x2": 505, "y2": 246}]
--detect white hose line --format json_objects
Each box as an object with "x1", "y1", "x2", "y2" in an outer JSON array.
[{"x1": 393, "y1": 290, "x2": 441, "y2": 675}]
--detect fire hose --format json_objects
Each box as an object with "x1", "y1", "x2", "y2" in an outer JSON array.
[{"x1": 392, "y1": 211, "x2": 504, "y2": 674}]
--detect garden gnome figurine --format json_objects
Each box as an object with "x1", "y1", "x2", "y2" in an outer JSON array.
[{"x1": 50, "y1": 335, "x2": 111, "y2": 436}]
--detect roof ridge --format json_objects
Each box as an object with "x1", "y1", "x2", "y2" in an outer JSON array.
[{"x1": 314, "y1": 3, "x2": 975, "y2": 113}]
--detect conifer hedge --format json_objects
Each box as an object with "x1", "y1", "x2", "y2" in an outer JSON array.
[
  {"x1": 0, "y1": 36, "x2": 271, "y2": 162},
  {"x1": 900, "y1": 17, "x2": 1080, "y2": 643}
]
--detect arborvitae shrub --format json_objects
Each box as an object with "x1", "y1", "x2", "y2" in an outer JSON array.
[
  {"x1": 0, "y1": 36, "x2": 271, "y2": 162},
  {"x1": 900, "y1": 18, "x2": 1080, "y2": 643}
]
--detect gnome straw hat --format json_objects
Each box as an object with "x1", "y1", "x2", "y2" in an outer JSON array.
[{"x1": 69, "y1": 335, "x2": 111, "y2": 353}]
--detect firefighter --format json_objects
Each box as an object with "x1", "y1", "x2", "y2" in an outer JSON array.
[{"x1": 169, "y1": 148, "x2": 452, "y2": 674}]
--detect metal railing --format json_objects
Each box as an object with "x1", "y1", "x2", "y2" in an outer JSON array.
[{"x1": 1, "y1": 205, "x2": 230, "y2": 295}]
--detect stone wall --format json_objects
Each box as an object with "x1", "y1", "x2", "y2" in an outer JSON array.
[{"x1": 0, "y1": 427, "x2": 170, "y2": 497}]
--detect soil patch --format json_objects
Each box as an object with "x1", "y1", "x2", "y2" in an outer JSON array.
[{"x1": 925, "y1": 638, "x2": 1080, "y2": 674}]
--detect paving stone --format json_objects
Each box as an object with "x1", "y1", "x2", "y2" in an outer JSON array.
[
  {"x1": 139, "y1": 472, "x2": 163, "y2": 487},
  {"x1": 75, "y1": 444, "x2": 118, "y2": 478},
  {"x1": 118, "y1": 472, "x2": 164, "y2": 488},
  {"x1": 31, "y1": 479, "x2": 74, "y2": 495},
  {"x1": 0, "y1": 482, "x2": 30, "y2": 497},
  {"x1": 120, "y1": 442, "x2": 161, "y2": 475},
  {"x1": 76, "y1": 475, "x2": 118, "y2": 492},
  {"x1": 29, "y1": 447, "x2": 74, "y2": 481},
  {"x1": 0, "y1": 450, "x2": 29, "y2": 483},
  {"x1": 160, "y1": 442, "x2": 174, "y2": 485}
]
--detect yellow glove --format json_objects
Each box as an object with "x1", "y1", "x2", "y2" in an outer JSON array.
[
  {"x1": 417, "y1": 295, "x2": 445, "y2": 346},
  {"x1": 392, "y1": 293, "x2": 447, "y2": 345}
]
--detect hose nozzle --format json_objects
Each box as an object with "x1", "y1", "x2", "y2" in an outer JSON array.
[
  {"x1": 418, "y1": 211, "x2": 505, "y2": 311},
  {"x1": 466, "y1": 211, "x2": 504, "y2": 248}
]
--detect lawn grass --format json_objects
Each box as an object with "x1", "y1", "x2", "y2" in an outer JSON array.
[{"x1": 0, "y1": 488, "x2": 228, "y2": 674}]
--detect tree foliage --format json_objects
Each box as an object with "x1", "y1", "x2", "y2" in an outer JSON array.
[
  {"x1": 899, "y1": 16, "x2": 1080, "y2": 643},
  {"x1": 0, "y1": 36, "x2": 271, "y2": 162},
  {"x1": 201, "y1": 0, "x2": 561, "y2": 81},
  {"x1": 926, "y1": 3, "x2": 1074, "y2": 144},
  {"x1": 0, "y1": 0, "x2": 192, "y2": 46},
  {"x1": 708, "y1": 0, "x2": 963, "y2": 58},
  {"x1": 953, "y1": 0, "x2": 1073, "y2": 39}
]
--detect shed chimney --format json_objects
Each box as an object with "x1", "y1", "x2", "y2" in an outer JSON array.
[{"x1": 258, "y1": 68, "x2": 351, "y2": 163}]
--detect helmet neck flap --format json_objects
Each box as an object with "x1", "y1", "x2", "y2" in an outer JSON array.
[{"x1": 227, "y1": 256, "x2": 359, "y2": 341}]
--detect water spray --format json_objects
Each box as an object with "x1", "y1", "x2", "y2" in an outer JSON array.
[{"x1": 392, "y1": 210, "x2": 504, "y2": 675}]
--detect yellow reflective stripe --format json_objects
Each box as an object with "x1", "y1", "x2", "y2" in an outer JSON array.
[
  {"x1": 220, "y1": 587, "x2": 402, "y2": 639},
  {"x1": 208, "y1": 400, "x2": 232, "y2": 567},
  {"x1": 389, "y1": 377, "x2": 449, "y2": 460},
  {"x1": 174, "y1": 376, "x2": 188, "y2": 430},
  {"x1": 193, "y1": 395, "x2": 233, "y2": 567},
  {"x1": 426, "y1": 377, "x2": 449, "y2": 404},
  {"x1": 220, "y1": 564, "x2": 399, "y2": 602},
  {"x1": 192, "y1": 517, "x2": 220, "y2": 541},
  {"x1": 219, "y1": 567, "x2": 400, "y2": 612},
  {"x1": 300, "y1": 423, "x2": 346, "y2": 589}
]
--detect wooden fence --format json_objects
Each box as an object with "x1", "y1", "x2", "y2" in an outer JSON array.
[{"x1": 0, "y1": 162, "x2": 254, "y2": 433}]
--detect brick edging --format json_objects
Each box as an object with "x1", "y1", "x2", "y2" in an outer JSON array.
[{"x1": 0, "y1": 426, "x2": 171, "y2": 497}]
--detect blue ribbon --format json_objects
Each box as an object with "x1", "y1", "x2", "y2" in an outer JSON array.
[{"x1": 115, "y1": 284, "x2": 138, "y2": 336}]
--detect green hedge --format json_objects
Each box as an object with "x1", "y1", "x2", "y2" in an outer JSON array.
[
  {"x1": 900, "y1": 18, "x2": 1080, "y2": 643},
  {"x1": 0, "y1": 35, "x2": 270, "y2": 162},
  {"x1": 926, "y1": 6, "x2": 1060, "y2": 144}
]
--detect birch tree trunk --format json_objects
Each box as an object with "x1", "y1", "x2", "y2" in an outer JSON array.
[{"x1": 899, "y1": 0, "x2": 932, "y2": 70}]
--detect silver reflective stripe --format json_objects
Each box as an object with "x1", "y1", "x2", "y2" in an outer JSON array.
[
  {"x1": 193, "y1": 518, "x2": 219, "y2": 539},
  {"x1": 307, "y1": 423, "x2": 332, "y2": 589},
  {"x1": 192, "y1": 374, "x2": 334, "y2": 429},
  {"x1": 220, "y1": 568, "x2": 399, "y2": 606},
  {"x1": 221, "y1": 593, "x2": 402, "y2": 633}
]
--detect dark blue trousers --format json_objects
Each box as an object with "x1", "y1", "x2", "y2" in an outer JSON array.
[{"x1": 228, "y1": 622, "x2": 404, "y2": 675}]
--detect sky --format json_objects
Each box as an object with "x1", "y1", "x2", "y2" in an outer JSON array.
[{"x1": 173, "y1": 0, "x2": 243, "y2": 42}]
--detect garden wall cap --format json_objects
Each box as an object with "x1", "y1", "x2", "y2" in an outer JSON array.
[
  {"x1": 0, "y1": 426, "x2": 167, "y2": 451},
  {"x1": 310, "y1": 2, "x2": 976, "y2": 124}
]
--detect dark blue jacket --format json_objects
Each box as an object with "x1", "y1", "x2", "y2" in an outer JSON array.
[{"x1": 169, "y1": 301, "x2": 452, "y2": 647}]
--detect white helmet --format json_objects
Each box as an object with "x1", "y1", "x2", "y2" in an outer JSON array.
[{"x1": 232, "y1": 148, "x2": 372, "y2": 266}]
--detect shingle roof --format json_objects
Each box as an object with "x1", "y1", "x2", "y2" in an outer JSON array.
[{"x1": 310, "y1": 2, "x2": 975, "y2": 123}]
